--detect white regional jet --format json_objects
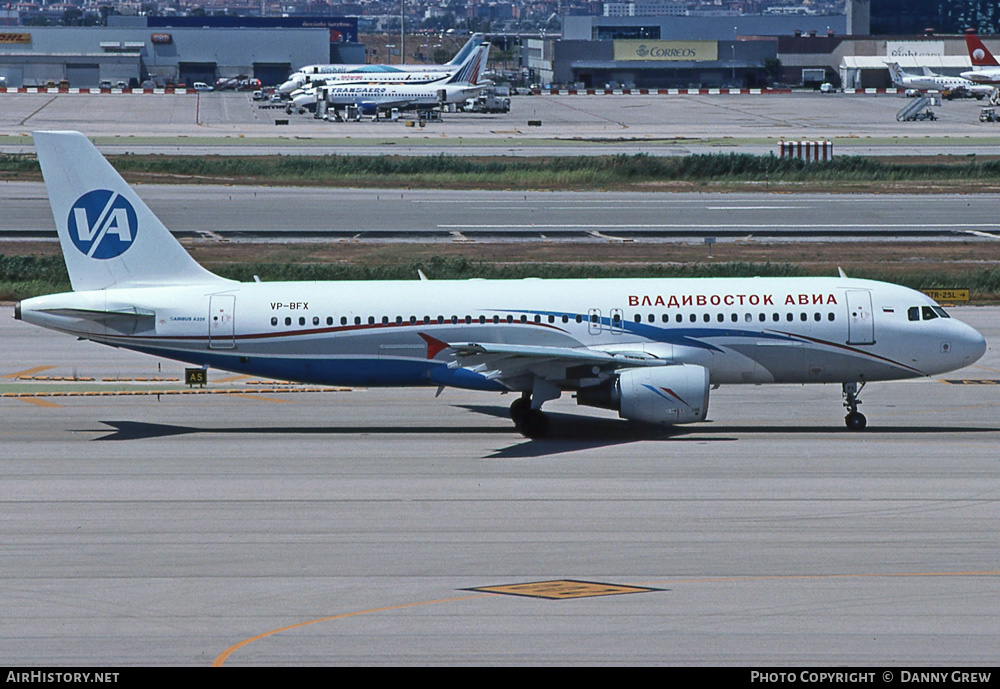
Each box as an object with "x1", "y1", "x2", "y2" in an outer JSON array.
[
  {"x1": 16, "y1": 132, "x2": 987, "y2": 437},
  {"x1": 277, "y1": 33, "x2": 485, "y2": 95},
  {"x1": 291, "y1": 43, "x2": 490, "y2": 118},
  {"x1": 886, "y1": 62, "x2": 993, "y2": 99}
]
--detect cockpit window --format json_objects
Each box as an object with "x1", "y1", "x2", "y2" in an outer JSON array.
[
  {"x1": 932, "y1": 306, "x2": 950, "y2": 319},
  {"x1": 922, "y1": 306, "x2": 938, "y2": 321},
  {"x1": 908, "y1": 307, "x2": 920, "y2": 322}
]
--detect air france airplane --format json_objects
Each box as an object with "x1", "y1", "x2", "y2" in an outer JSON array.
[{"x1": 15, "y1": 132, "x2": 987, "y2": 437}]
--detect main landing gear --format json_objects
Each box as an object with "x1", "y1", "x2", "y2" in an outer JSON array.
[
  {"x1": 510, "y1": 379, "x2": 561, "y2": 439},
  {"x1": 510, "y1": 394, "x2": 550, "y2": 439},
  {"x1": 842, "y1": 381, "x2": 867, "y2": 431}
]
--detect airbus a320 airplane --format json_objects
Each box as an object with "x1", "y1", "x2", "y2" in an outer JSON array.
[{"x1": 15, "y1": 132, "x2": 987, "y2": 437}]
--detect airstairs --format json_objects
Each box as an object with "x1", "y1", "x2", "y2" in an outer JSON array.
[{"x1": 896, "y1": 95, "x2": 939, "y2": 121}]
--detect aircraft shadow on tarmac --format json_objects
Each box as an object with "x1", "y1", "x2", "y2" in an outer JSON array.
[{"x1": 88, "y1": 410, "x2": 999, "y2": 459}]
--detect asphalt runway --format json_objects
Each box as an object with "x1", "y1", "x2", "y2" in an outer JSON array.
[
  {"x1": 2, "y1": 306, "x2": 998, "y2": 666},
  {"x1": 2, "y1": 91, "x2": 1000, "y2": 156},
  {"x1": 3, "y1": 182, "x2": 1000, "y2": 242}
]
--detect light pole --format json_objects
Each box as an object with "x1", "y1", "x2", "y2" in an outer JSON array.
[{"x1": 732, "y1": 26, "x2": 737, "y2": 86}]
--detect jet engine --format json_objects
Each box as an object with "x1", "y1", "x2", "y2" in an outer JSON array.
[{"x1": 576, "y1": 364, "x2": 710, "y2": 425}]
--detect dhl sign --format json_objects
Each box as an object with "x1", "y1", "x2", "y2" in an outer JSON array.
[{"x1": 0, "y1": 33, "x2": 31, "y2": 45}]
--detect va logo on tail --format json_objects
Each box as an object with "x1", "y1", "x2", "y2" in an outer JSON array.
[{"x1": 68, "y1": 190, "x2": 138, "y2": 259}]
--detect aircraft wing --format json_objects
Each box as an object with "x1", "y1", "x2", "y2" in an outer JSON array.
[{"x1": 430, "y1": 337, "x2": 671, "y2": 388}]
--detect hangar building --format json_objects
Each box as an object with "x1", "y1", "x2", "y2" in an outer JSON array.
[{"x1": 0, "y1": 16, "x2": 359, "y2": 88}]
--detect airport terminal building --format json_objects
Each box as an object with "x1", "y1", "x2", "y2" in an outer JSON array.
[
  {"x1": 527, "y1": 14, "x2": 848, "y2": 89},
  {"x1": 0, "y1": 16, "x2": 359, "y2": 88},
  {"x1": 526, "y1": 13, "x2": 993, "y2": 90}
]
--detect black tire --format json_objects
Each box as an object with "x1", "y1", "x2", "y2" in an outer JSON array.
[
  {"x1": 509, "y1": 397, "x2": 529, "y2": 424},
  {"x1": 845, "y1": 411, "x2": 867, "y2": 431}
]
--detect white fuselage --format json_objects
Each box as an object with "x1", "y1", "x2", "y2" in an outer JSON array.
[
  {"x1": 18, "y1": 276, "x2": 986, "y2": 392},
  {"x1": 961, "y1": 67, "x2": 1000, "y2": 84},
  {"x1": 892, "y1": 70, "x2": 993, "y2": 95},
  {"x1": 279, "y1": 64, "x2": 462, "y2": 94},
  {"x1": 286, "y1": 70, "x2": 455, "y2": 99},
  {"x1": 292, "y1": 81, "x2": 485, "y2": 112}
]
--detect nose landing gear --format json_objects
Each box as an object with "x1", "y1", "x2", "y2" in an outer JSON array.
[{"x1": 842, "y1": 381, "x2": 867, "y2": 431}]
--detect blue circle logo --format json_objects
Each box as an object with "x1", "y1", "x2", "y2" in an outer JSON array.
[{"x1": 68, "y1": 190, "x2": 138, "y2": 259}]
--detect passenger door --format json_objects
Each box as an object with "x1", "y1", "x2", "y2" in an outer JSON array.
[{"x1": 846, "y1": 290, "x2": 875, "y2": 345}]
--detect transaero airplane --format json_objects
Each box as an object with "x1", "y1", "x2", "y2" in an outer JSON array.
[
  {"x1": 277, "y1": 33, "x2": 485, "y2": 95},
  {"x1": 15, "y1": 132, "x2": 987, "y2": 438}
]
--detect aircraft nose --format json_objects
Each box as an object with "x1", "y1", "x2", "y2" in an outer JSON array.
[
  {"x1": 966, "y1": 326, "x2": 987, "y2": 364},
  {"x1": 955, "y1": 322, "x2": 987, "y2": 366}
]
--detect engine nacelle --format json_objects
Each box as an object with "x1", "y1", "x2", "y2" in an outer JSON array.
[{"x1": 577, "y1": 365, "x2": 710, "y2": 425}]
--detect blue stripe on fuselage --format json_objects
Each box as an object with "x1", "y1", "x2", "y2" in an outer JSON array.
[{"x1": 112, "y1": 343, "x2": 506, "y2": 391}]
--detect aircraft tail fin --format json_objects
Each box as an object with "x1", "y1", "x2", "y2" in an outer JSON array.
[
  {"x1": 32, "y1": 131, "x2": 232, "y2": 292},
  {"x1": 885, "y1": 62, "x2": 906, "y2": 85},
  {"x1": 447, "y1": 43, "x2": 490, "y2": 85},
  {"x1": 965, "y1": 32, "x2": 1000, "y2": 67},
  {"x1": 446, "y1": 33, "x2": 485, "y2": 67}
]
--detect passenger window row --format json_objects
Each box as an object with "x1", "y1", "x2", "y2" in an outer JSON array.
[
  {"x1": 270, "y1": 313, "x2": 557, "y2": 327},
  {"x1": 268, "y1": 311, "x2": 837, "y2": 328}
]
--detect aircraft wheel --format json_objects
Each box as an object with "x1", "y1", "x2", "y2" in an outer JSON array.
[
  {"x1": 845, "y1": 411, "x2": 867, "y2": 431},
  {"x1": 509, "y1": 397, "x2": 529, "y2": 424},
  {"x1": 518, "y1": 409, "x2": 550, "y2": 439}
]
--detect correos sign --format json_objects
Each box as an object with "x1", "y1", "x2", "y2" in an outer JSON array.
[{"x1": 614, "y1": 40, "x2": 718, "y2": 61}]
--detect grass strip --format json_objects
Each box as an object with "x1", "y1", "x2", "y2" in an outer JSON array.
[{"x1": 7, "y1": 152, "x2": 1000, "y2": 189}]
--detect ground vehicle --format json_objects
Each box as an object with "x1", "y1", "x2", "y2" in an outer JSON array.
[
  {"x1": 99, "y1": 80, "x2": 112, "y2": 90},
  {"x1": 192, "y1": 82, "x2": 213, "y2": 92},
  {"x1": 980, "y1": 107, "x2": 998, "y2": 122},
  {"x1": 905, "y1": 88, "x2": 921, "y2": 97},
  {"x1": 470, "y1": 94, "x2": 511, "y2": 113},
  {"x1": 819, "y1": 82, "x2": 836, "y2": 94}
]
